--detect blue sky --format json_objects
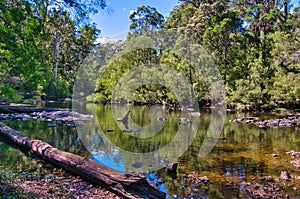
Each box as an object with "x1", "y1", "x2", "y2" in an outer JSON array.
[
  {"x1": 91, "y1": 0, "x2": 179, "y2": 38},
  {"x1": 91, "y1": 0, "x2": 300, "y2": 38}
]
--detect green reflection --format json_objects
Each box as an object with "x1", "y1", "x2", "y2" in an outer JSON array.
[{"x1": 1, "y1": 105, "x2": 300, "y2": 198}]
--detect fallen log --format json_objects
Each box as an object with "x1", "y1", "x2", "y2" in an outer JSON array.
[
  {"x1": 0, "y1": 104, "x2": 68, "y2": 113},
  {"x1": 0, "y1": 123, "x2": 166, "y2": 199}
]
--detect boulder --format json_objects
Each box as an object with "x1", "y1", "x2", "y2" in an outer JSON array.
[
  {"x1": 279, "y1": 170, "x2": 291, "y2": 181},
  {"x1": 166, "y1": 162, "x2": 178, "y2": 173}
]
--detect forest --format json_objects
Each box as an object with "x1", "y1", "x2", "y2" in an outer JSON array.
[{"x1": 1, "y1": 0, "x2": 299, "y2": 111}]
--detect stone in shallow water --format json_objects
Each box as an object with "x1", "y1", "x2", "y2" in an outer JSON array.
[
  {"x1": 279, "y1": 170, "x2": 292, "y2": 181},
  {"x1": 123, "y1": 128, "x2": 140, "y2": 133},
  {"x1": 287, "y1": 150, "x2": 300, "y2": 158},
  {"x1": 131, "y1": 161, "x2": 144, "y2": 168},
  {"x1": 241, "y1": 181, "x2": 287, "y2": 199},
  {"x1": 290, "y1": 160, "x2": 300, "y2": 169},
  {"x1": 259, "y1": 176, "x2": 274, "y2": 182},
  {"x1": 198, "y1": 176, "x2": 209, "y2": 183},
  {"x1": 166, "y1": 162, "x2": 178, "y2": 173},
  {"x1": 47, "y1": 123, "x2": 57, "y2": 127}
]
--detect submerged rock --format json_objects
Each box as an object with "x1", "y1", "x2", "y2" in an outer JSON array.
[
  {"x1": 178, "y1": 118, "x2": 192, "y2": 125},
  {"x1": 198, "y1": 176, "x2": 209, "y2": 183},
  {"x1": 188, "y1": 112, "x2": 201, "y2": 117},
  {"x1": 241, "y1": 180, "x2": 287, "y2": 199},
  {"x1": 186, "y1": 172, "x2": 210, "y2": 184},
  {"x1": 230, "y1": 117, "x2": 245, "y2": 123},
  {"x1": 230, "y1": 116, "x2": 300, "y2": 128},
  {"x1": 279, "y1": 170, "x2": 292, "y2": 181},
  {"x1": 166, "y1": 162, "x2": 178, "y2": 173},
  {"x1": 47, "y1": 123, "x2": 57, "y2": 127},
  {"x1": 0, "y1": 110, "x2": 93, "y2": 125},
  {"x1": 158, "y1": 117, "x2": 166, "y2": 121},
  {"x1": 131, "y1": 161, "x2": 144, "y2": 168},
  {"x1": 123, "y1": 128, "x2": 140, "y2": 133},
  {"x1": 259, "y1": 176, "x2": 274, "y2": 182},
  {"x1": 287, "y1": 150, "x2": 300, "y2": 158},
  {"x1": 287, "y1": 150, "x2": 300, "y2": 169},
  {"x1": 290, "y1": 160, "x2": 300, "y2": 169}
]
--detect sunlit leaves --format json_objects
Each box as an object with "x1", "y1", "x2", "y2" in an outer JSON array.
[{"x1": 129, "y1": 5, "x2": 165, "y2": 35}]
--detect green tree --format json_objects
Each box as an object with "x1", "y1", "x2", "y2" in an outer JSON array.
[
  {"x1": 0, "y1": 0, "x2": 106, "y2": 101},
  {"x1": 166, "y1": 0, "x2": 299, "y2": 110},
  {"x1": 203, "y1": 11, "x2": 245, "y2": 84},
  {"x1": 0, "y1": 0, "x2": 51, "y2": 101},
  {"x1": 129, "y1": 5, "x2": 165, "y2": 35},
  {"x1": 268, "y1": 11, "x2": 300, "y2": 108}
]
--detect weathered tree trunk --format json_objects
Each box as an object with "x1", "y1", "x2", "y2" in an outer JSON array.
[
  {"x1": 0, "y1": 123, "x2": 165, "y2": 199},
  {"x1": 0, "y1": 104, "x2": 68, "y2": 113},
  {"x1": 53, "y1": 30, "x2": 61, "y2": 80}
]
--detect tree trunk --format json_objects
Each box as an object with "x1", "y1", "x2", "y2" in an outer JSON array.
[
  {"x1": 53, "y1": 30, "x2": 61, "y2": 80},
  {"x1": 0, "y1": 123, "x2": 166, "y2": 199}
]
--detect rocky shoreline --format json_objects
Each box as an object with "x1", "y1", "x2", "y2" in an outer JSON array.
[
  {"x1": 0, "y1": 110, "x2": 93, "y2": 127},
  {"x1": 1, "y1": 149, "x2": 300, "y2": 198},
  {"x1": 287, "y1": 150, "x2": 300, "y2": 169},
  {"x1": 238, "y1": 149, "x2": 300, "y2": 199},
  {"x1": 0, "y1": 168, "x2": 119, "y2": 199},
  {"x1": 230, "y1": 116, "x2": 300, "y2": 128}
]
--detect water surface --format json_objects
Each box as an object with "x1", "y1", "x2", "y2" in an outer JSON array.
[{"x1": 1, "y1": 104, "x2": 300, "y2": 198}]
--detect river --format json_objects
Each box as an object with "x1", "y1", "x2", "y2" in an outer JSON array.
[{"x1": 1, "y1": 103, "x2": 300, "y2": 198}]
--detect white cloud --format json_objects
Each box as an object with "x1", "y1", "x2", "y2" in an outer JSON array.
[
  {"x1": 96, "y1": 37, "x2": 113, "y2": 44},
  {"x1": 129, "y1": 10, "x2": 135, "y2": 15},
  {"x1": 95, "y1": 36, "x2": 126, "y2": 44}
]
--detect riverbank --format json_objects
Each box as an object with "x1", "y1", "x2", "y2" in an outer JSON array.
[
  {"x1": 1, "y1": 149, "x2": 300, "y2": 199},
  {"x1": 0, "y1": 167, "x2": 119, "y2": 199},
  {"x1": 1, "y1": 100, "x2": 300, "y2": 114},
  {"x1": 0, "y1": 123, "x2": 166, "y2": 199},
  {"x1": 1, "y1": 102, "x2": 300, "y2": 198},
  {"x1": 230, "y1": 115, "x2": 300, "y2": 128}
]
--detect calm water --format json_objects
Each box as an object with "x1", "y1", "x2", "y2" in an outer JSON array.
[{"x1": 1, "y1": 104, "x2": 300, "y2": 198}]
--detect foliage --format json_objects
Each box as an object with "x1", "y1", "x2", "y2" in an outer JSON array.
[
  {"x1": 0, "y1": 0, "x2": 299, "y2": 110},
  {"x1": 164, "y1": 0, "x2": 300, "y2": 110},
  {"x1": 0, "y1": 0, "x2": 105, "y2": 101},
  {"x1": 129, "y1": 5, "x2": 165, "y2": 35}
]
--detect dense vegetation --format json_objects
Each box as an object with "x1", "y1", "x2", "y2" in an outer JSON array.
[
  {"x1": 0, "y1": 0, "x2": 106, "y2": 101},
  {"x1": 1, "y1": 0, "x2": 299, "y2": 111},
  {"x1": 169, "y1": 0, "x2": 300, "y2": 110}
]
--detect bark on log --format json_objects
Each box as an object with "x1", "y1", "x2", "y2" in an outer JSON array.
[
  {"x1": 0, "y1": 104, "x2": 68, "y2": 113},
  {"x1": 0, "y1": 123, "x2": 166, "y2": 199}
]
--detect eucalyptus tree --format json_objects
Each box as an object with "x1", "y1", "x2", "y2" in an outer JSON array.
[
  {"x1": 268, "y1": 10, "x2": 300, "y2": 108},
  {"x1": 0, "y1": 0, "x2": 51, "y2": 101},
  {"x1": 227, "y1": 0, "x2": 297, "y2": 109},
  {"x1": 165, "y1": 0, "x2": 299, "y2": 110},
  {"x1": 0, "y1": 0, "x2": 107, "y2": 101},
  {"x1": 129, "y1": 5, "x2": 165, "y2": 35},
  {"x1": 166, "y1": 0, "x2": 229, "y2": 41}
]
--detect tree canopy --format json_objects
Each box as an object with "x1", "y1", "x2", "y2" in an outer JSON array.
[
  {"x1": 0, "y1": 0, "x2": 106, "y2": 101},
  {"x1": 1, "y1": 0, "x2": 299, "y2": 111}
]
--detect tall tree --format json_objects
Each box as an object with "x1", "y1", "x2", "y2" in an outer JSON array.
[
  {"x1": 0, "y1": 0, "x2": 51, "y2": 101},
  {"x1": 129, "y1": 5, "x2": 165, "y2": 35},
  {"x1": 0, "y1": 0, "x2": 106, "y2": 101},
  {"x1": 203, "y1": 11, "x2": 245, "y2": 84}
]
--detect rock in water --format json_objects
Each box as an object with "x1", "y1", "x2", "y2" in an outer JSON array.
[
  {"x1": 279, "y1": 170, "x2": 291, "y2": 181},
  {"x1": 198, "y1": 176, "x2": 209, "y2": 183},
  {"x1": 188, "y1": 112, "x2": 201, "y2": 117},
  {"x1": 131, "y1": 161, "x2": 144, "y2": 168},
  {"x1": 123, "y1": 128, "x2": 140, "y2": 133},
  {"x1": 166, "y1": 162, "x2": 178, "y2": 173}
]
